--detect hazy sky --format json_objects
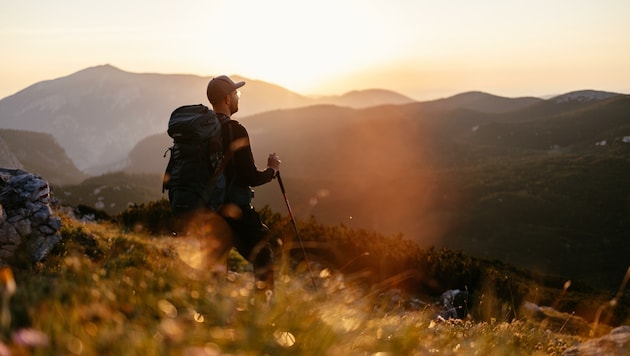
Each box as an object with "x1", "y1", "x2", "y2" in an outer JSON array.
[{"x1": 1, "y1": 0, "x2": 629, "y2": 100}]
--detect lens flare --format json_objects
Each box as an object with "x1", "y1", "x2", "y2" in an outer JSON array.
[{"x1": 274, "y1": 330, "x2": 296, "y2": 348}]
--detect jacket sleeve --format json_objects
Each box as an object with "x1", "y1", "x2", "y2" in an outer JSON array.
[{"x1": 227, "y1": 122, "x2": 275, "y2": 187}]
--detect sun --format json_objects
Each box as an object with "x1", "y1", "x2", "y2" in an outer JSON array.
[{"x1": 188, "y1": 0, "x2": 392, "y2": 96}]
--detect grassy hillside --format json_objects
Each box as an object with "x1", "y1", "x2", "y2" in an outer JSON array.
[{"x1": 5, "y1": 203, "x2": 629, "y2": 354}]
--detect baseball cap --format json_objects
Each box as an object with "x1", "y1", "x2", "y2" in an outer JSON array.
[{"x1": 206, "y1": 75, "x2": 246, "y2": 103}]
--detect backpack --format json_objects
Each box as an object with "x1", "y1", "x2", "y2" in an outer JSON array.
[{"x1": 162, "y1": 104, "x2": 228, "y2": 215}]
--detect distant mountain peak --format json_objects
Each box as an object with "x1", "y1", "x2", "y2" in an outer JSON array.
[
  {"x1": 87, "y1": 63, "x2": 121, "y2": 71},
  {"x1": 342, "y1": 88, "x2": 409, "y2": 96},
  {"x1": 313, "y1": 88, "x2": 415, "y2": 108},
  {"x1": 70, "y1": 64, "x2": 127, "y2": 78},
  {"x1": 551, "y1": 90, "x2": 620, "y2": 103},
  {"x1": 451, "y1": 90, "x2": 496, "y2": 98}
]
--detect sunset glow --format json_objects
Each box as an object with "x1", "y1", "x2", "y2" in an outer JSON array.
[{"x1": 1, "y1": 0, "x2": 629, "y2": 100}]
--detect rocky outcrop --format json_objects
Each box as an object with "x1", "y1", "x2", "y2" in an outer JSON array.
[
  {"x1": 520, "y1": 301, "x2": 592, "y2": 335},
  {"x1": 0, "y1": 168, "x2": 61, "y2": 264},
  {"x1": 564, "y1": 325, "x2": 630, "y2": 355},
  {"x1": 520, "y1": 300, "x2": 630, "y2": 354}
]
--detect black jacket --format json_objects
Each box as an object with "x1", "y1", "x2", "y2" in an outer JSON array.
[{"x1": 219, "y1": 114, "x2": 274, "y2": 203}]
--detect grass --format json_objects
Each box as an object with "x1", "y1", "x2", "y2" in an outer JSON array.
[{"x1": 1, "y1": 209, "x2": 627, "y2": 355}]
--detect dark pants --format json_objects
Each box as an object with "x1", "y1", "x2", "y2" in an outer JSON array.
[
  {"x1": 222, "y1": 204, "x2": 274, "y2": 291},
  {"x1": 169, "y1": 188, "x2": 275, "y2": 292}
]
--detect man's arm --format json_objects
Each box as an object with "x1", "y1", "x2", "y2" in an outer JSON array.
[{"x1": 229, "y1": 123, "x2": 276, "y2": 187}]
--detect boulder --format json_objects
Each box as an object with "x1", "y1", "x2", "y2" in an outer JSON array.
[
  {"x1": 0, "y1": 168, "x2": 61, "y2": 264},
  {"x1": 520, "y1": 301, "x2": 591, "y2": 335},
  {"x1": 438, "y1": 289, "x2": 470, "y2": 320},
  {"x1": 564, "y1": 325, "x2": 630, "y2": 355}
]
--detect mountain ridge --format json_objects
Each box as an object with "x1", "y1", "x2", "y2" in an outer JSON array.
[
  {"x1": 0, "y1": 65, "x2": 416, "y2": 173},
  {"x1": 551, "y1": 89, "x2": 621, "y2": 103},
  {"x1": 0, "y1": 64, "x2": 625, "y2": 181},
  {"x1": 0, "y1": 129, "x2": 86, "y2": 185}
]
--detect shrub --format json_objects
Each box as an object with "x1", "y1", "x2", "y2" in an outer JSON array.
[{"x1": 114, "y1": 198, "x2": 175, "y2": 235}]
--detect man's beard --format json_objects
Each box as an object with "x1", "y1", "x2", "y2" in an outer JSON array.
[{"x1": 230, "y1": 102, "x2": 239, "y2": 115}]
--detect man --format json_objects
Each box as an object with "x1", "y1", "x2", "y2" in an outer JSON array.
[{"x1": 206, "y1": 75, "x2": 281, "y2": 296}]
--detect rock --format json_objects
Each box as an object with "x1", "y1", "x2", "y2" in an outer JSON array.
[
  {"x1": 0, "y1": 224, "x2": 20, "y2": 244},
  {"x1": 438, "y1": 289, "x2": 470, "y2": 320},
  {"x1": 0, "y1": 168, "x2": 62, "y2": 265},
  {"x1": 48, "y1": 216, "x2": 62, "y2": 231},
  {"x1": 520, "y1": 301, "x2": 591, "y2": 336},
  {"x1": 14, "y1": 219, "x2": 32, "y2": 237},
  {"x1": 564, "y1": 325, "x2": 630, "y2": 355}
]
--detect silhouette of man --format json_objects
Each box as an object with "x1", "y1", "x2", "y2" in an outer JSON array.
[{"x1": 206, "y1": 75, "x2": 281, "y2": 297}]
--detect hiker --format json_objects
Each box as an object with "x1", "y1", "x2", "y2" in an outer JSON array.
[{"x1": 206, "y1": 75, "x2": 281, "y2": 296}]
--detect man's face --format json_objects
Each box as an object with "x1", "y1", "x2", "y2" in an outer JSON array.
[{"x1": 228, "y1": 90, "x2": 240, "y2": 115}]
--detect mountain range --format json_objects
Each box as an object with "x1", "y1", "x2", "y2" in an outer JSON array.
[
  {"x1": 1, "y1": 65, "x2": 629, "y2": 289},
  {"x1": 0, "y1": 65, "x2": 414, "y2": 174}
]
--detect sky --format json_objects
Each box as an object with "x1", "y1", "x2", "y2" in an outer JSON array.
[{"x1": 1, "y1": 0, "x2": 630, "y2": 101}]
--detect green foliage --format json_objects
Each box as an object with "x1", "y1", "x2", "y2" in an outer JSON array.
[
  {"x1": 259, "y1": 207, "x2": 630, "y2": 325},
  {"x1": 114, "y1": 198, "x2": 175, "y2": 235}
]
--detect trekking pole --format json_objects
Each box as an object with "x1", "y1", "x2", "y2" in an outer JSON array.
[{"x1": 276, "y1": 171, "x2": 317, "y2": 290}]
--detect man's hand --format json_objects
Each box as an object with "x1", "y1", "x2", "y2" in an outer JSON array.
[{"x1": 267, "y1": 153, "x2": 281, "y2": 175}]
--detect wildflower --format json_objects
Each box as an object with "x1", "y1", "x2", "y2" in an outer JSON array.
[{"x1": 12, "y1": 328, "x2": 49, "y2": 347}]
